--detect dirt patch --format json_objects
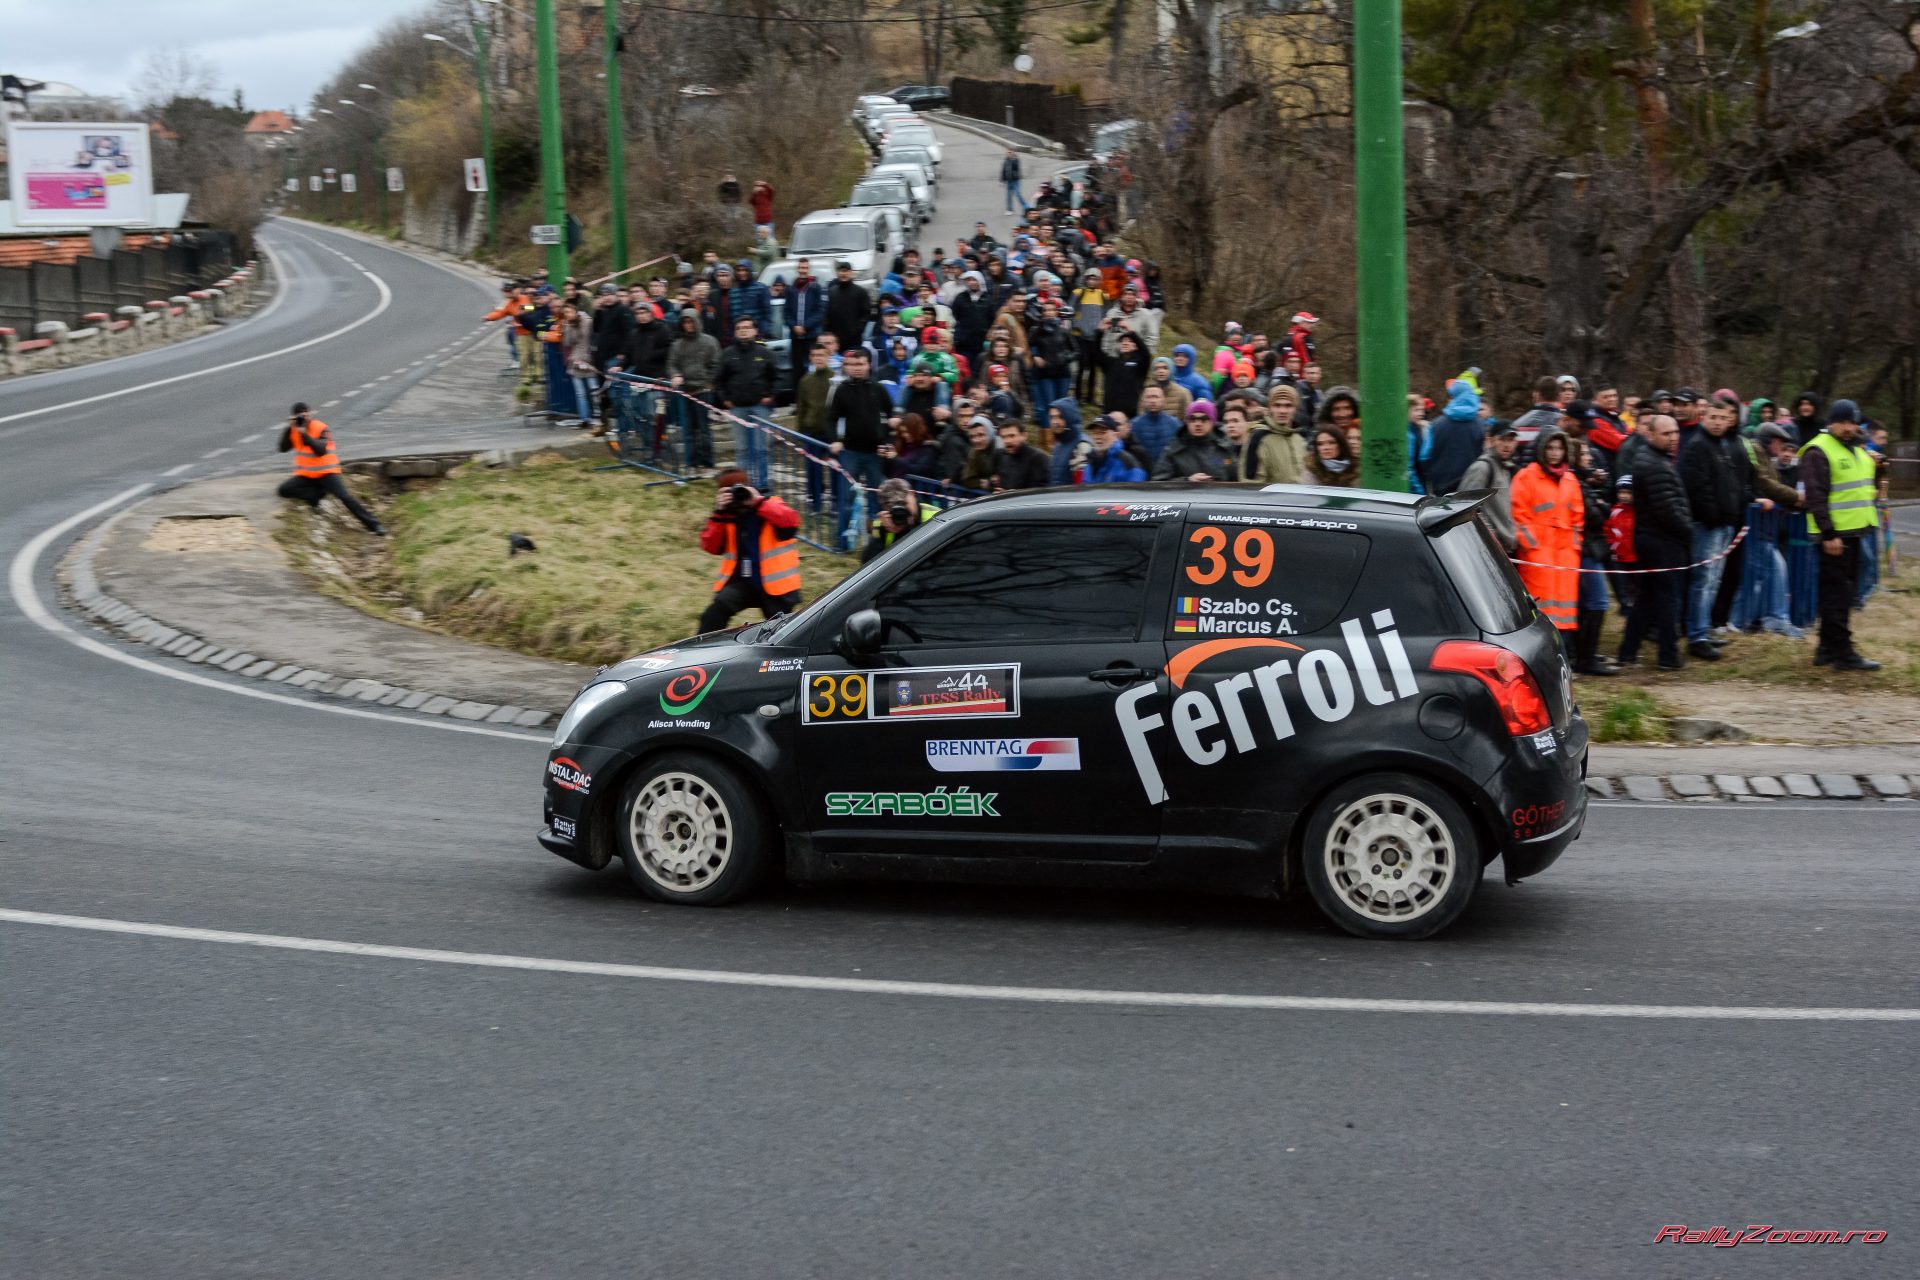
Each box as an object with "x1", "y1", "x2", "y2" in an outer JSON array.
[
  {"x1": 141, "y1": 515, "x2": 259, "y2": 553},
  {"x1": 1653, "y1": 680, "x2": 1920, "y2": 745}
]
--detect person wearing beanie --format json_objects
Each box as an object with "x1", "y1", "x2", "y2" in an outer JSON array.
[
  {"x1": 1796, "y1": 399, "x2": 1880, "y2": 670},
  {"x1": 1241, "y1": 384, "x2": 1308, "y2": 484},
  {"x1": 1152, "y1": 400, "x2": 1237, "y2": 482},
  {"x1": 1786, "y1": 391, "x2": 1825, "y2": 448},
  {"x1": 276, "y1": 402, "x2": 385, "y2": 535}
]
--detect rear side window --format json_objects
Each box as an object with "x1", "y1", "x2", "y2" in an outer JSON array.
[
  {"x1": 1170, "y1": 517, "x2": 1367, "y2": 639},
  {"x1": 1434, "y1": 520, "x2": 1536, "y2": 634},
  {"x1": 876, "y1": 523, "x2": 1157, "y2": 644}
]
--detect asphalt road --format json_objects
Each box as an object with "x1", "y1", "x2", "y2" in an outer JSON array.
[{"x1": 4, "y1": 180, "x2": 1918, "y2": 1276}]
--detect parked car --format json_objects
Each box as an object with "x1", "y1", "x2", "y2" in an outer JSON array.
[
  {"x1": 887, "y1": 84, "x2": 950, "y2": 110},
  {"x1": 758, "y1": 206, "x2": 907, "y2": 297},
  {"x1": 880, "y1": 120, "x2": 942, "y2": 167},
  {"x1": 1090, "y1": 119, "x2": 1139, "y2": 165},
  {"x1": 849, "y1": 173, "x2": 927, "y2": 228},
  {"x1": 869, "y1": 162, "x2": 936, "y2": 221},
  {"x1": 878, "y1": 143, "x2": 940, "y2": 185},
  {"x1": 861, "y1": 101, "x2": 914, "y2": 143}
]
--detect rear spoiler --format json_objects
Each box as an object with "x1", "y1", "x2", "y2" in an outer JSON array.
[{"x1": 1415, "y1": 490, "x2": 1493, "y2": 535}]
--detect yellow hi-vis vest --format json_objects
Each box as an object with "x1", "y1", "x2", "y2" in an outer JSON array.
[{"x1": 1797, "y1": 432, "x2": 1877, "y2": 537}]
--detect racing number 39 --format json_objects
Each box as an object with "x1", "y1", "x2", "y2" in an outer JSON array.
[
  {"x1": 1186, "y1": 526, "x2": 1275, "y2": 588},
  {"x1": 808, "y1": 672, "x2": 869, "y2": 721}
]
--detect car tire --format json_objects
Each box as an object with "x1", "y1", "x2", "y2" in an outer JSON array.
[
  {"x1": 1299, "y1": 773, "x2": 1483, "y2": 940},
  {"x1": 616, "y1": 752, "x2": 773, "y2": 906}
]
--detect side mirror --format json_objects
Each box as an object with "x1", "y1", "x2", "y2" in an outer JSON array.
[{"x1": 842, "y1": 608, "x2": 884, "y2": 656}]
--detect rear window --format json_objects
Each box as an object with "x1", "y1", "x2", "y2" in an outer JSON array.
[
  {"x1": 1434, "y1": 520, "x2": 1536, "y2": 633},
  {"x1": 1170, "y1": 516, "x2": 1368, "y2": 639}
]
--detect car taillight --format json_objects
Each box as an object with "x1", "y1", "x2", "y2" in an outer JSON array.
[{"x1": 1431, "y1": 640, "x2": 1552, "y2": 735}]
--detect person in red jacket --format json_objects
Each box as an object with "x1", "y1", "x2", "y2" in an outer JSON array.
[
  {"x1": 749, "y1": 180, "x2": 775, "y2": 238},
  {"x1": 697, "y1": 467, "x2": 802, "y2": 632}
]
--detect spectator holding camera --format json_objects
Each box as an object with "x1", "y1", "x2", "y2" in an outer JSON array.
[
  {"x1": 696, "y1": 468, "x2": 802, "y2": 632},
  {"x1": 860, "y1": 478, "x2": 925, "y2": 564}
]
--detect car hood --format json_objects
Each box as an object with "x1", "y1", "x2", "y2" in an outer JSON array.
[{"x1": 602, "y1": 631, "x2": 770, "y2": 683}]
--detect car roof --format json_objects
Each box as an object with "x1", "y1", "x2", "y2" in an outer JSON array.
[
  {"x1": 938, "y1": 483, "x2": 1430, "y2": 524},
  {"x1": 797, "y1": 207, "x2": 879, "y2": 223}
]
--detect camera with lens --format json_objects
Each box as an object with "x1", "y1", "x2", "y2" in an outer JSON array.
[
  {"x1": 720, "y1": 484, "x2": 755, "y2": 515},
  {"x1": 888, "y1": 504, "x2": 912, "y2": 527}
]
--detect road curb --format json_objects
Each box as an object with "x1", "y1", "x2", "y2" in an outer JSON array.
[
  {"x1": 923, "y1": 110, "x2": 1065, "y2": 157},
  {"x1": 1584, "y1": 771, "x2": 1912, "y2": 803},
  {"x1": 56, "y1": 440, "x2": 621, "y2": 730}
]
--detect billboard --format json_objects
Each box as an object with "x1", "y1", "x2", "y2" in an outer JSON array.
[{"x1": 5, "y1": 121, "x2": 154, "y2": 226}]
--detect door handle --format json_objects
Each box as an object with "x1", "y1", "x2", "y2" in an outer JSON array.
[{"x1": 1087, "y1": 665, "x2": 1160, "y2": 685}]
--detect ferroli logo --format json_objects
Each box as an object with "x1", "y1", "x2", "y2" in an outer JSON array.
[{"x1": 1116, "y1": 608, "x2": 1419, "y2": 803}]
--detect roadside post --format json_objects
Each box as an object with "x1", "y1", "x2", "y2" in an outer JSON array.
[{"x1": 1353, "y1": 0, "x2": 1410, "y2": 491}]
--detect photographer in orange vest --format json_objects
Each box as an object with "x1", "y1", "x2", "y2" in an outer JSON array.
[
  {"x1": 697, "y1": 467, "x2": 801, "y2": 632},
  {"x1": 276, "y1": 402, "x2": 385, "y2": 535}
]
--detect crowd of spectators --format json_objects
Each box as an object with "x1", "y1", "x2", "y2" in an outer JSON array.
[{"x1": 483, "y1": 150, "x2": 1897, "y2": 677}]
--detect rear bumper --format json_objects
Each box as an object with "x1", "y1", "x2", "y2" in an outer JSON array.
[{"x1": 1485, "y1": 714, "x2": 1589, "y2": 883}]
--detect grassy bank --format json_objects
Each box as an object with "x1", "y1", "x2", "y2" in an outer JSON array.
[{"x1": 283, "y1": 458, "x2": 857, "y2": 666}]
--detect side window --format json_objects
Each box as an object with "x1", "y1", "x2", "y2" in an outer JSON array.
[
  {"x1": 1170, "y1": 518, "x2": 1368, "y2": 639},
  {"x1": 876, "y1": 523, "x2": 1158, "y2": 645}
]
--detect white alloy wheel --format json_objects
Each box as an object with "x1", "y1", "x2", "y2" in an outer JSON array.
[
  {"x1": 1321, "y1": 792, "x2": 1457, "y2": 926},
  {"x1": 629, "y1": 771, "x2": 734, "y2": 894}
]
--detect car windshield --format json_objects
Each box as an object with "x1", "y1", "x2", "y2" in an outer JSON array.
[
  {"x1": 788, "y1": 222, "x2": 870, "y2": 254},
  {"x1": 851, "y1": 183, "x2": 909, "y2": 205},
  {"x1": 883, "y1": 150, "x2": 932, "y2": 167},
  {"x1": 874, "y1": 169, "x2": 923, "y2": 189}
]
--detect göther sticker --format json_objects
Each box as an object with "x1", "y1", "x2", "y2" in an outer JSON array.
[{"x1": 802, "y1": 664, "x2": 1021, "y2": 724}]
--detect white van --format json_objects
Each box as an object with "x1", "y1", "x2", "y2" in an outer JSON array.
[{"x1": 760, "y1": 207, "x2": 906, "y2": 296}]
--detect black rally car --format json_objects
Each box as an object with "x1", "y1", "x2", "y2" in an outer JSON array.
[{"x1": 541, "y1": 485, "x2": 1588, "y2": 939}]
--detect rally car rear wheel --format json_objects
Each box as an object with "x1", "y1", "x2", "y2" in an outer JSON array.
[
  {"x1": 1301, "y1": 774, "x2": 1482, "y2": 940},
  {"x1": 617, "y1": 754, "x2": 771, "y2": 906}
]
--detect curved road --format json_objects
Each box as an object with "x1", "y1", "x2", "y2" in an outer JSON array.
[{"x1": 3, "y1": 217, "x2": 1917, "y2": 1277}]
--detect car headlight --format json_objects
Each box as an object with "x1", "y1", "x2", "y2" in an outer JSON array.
[{"x1": 552, "y1": 680, "x2": 626, "y2": 747}]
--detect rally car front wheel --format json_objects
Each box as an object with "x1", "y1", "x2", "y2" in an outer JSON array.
[
  {"x1": 617, "y1": 753, "x2": 772, "y2": 906},
  {"x1": 1300, "y1": 773, "x2": 1482, "y2": 940}
]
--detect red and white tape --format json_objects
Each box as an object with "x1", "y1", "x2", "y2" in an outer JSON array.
[{"x1": 1511, "y1": 524, "x2": 1749, "y2": 575}]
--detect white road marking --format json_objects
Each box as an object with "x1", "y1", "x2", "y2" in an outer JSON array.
[
  {"x1": 201, "y1": 447, "x2": 230, "y2": 459},
  {"x1": 0, "y1": 228, "x2": 392, "y2": 433},
  {"x1": 321, "y1": 399, "x2": 341, "y2": 408},
  {"x1": 160, "y1": 464, "x2": 193, "y2": 477},
  {"x1": 343, "y1": 389, "x2": 361, "y2": 397},
  {"x1": 238, "y1": 433, "x2": 262, "y2": 444},
  {"x1": 2, "y1": 907, "x2": 1914, "y2": 1021},
  {"x1": 1589, "y1": 801, "x2": 1903, "y2": 814},
  {"x1": 7, "y1": 487, "x2": 544, "y2": 743}
]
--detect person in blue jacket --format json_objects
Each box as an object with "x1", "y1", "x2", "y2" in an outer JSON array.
[
  {"x1": 1169, "y1": 344, "x2": 1213, "y2": 403},
  {"x1": 1419, "y1": 379, "x2": 1486, "y2": 495},
  {"x1": 1046, "y1": 396, "x2": 1087, "y2": 486},
  {"x1": 1077, "y1": 413, "x2": 1148, "y2": 483}
]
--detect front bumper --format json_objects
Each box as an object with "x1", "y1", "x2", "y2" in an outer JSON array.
[{"x1": 540, "y1": 743, "x2": 632, "y2": 871}]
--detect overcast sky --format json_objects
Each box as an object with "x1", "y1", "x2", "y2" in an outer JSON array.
[{"x1": 2, "y1": 0, "x2": 430, "y2": 115}]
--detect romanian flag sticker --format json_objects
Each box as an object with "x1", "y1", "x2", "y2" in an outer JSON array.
[{"x1": 1175, "y1": 596, "x2": 1200, "y2": 613}]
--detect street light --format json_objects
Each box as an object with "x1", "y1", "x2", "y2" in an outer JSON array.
[
  {"x1": 423, "y1": 27, "x2": 497, "y2": 253},
  {"x1": 334, "y1": 100, "x2": 384, "y2": 228}
]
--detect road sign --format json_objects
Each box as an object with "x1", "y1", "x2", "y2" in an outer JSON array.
[
  {"x1": 285, "y1": 177, "x2": 298, "y2": 191},
  {"x1": 463, "y1": 158, "x2": 488, "y2": 193},
  {"x1": 529, "y1": 223, "x2": 561, "y2": 246},
  {"x1": 308, "y1": 176, "x2": 322, "y2": 191},
  {"x1": 322, "y1": 167, "x2": 336, "y2": 183},
  {"x1": 341, "y1": 173, "x2": 358, "y2": 193},
  {"x1": 386, "y1": 166, "x2": 404, "y2": 192}
]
